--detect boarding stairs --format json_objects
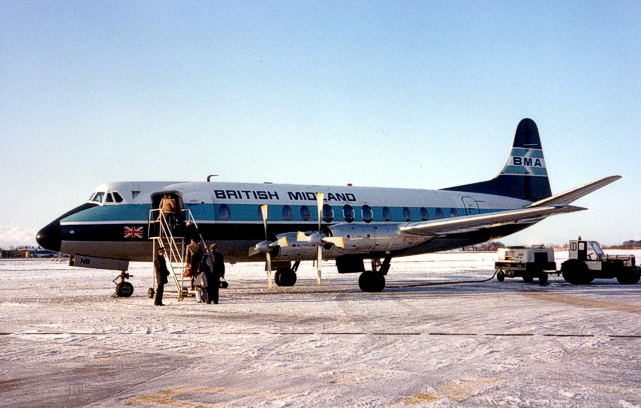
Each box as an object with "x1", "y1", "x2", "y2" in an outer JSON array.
[{"x1": 149, "y1": 209, "x2": 205, "y2": 300}]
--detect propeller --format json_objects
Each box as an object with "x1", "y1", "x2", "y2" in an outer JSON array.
[
  {"x1": 247, "y1": 205, "x2": 288, "y2": 289},
  {"x1": 296, "y1": 193, "x2": 344, "y2": 285}
]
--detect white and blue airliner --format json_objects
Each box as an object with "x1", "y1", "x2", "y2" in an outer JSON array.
[{"x1": 37, "y1": 119, "x2": 619, "y2": 292}]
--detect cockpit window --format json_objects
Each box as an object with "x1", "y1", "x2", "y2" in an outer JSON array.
[
  {"x1": 105, "y1": 193, "x2": 114, "y2": 203},
  {"x1": 91, "y1": 192, "x2": 105, "y2": 204},
  {"x1": 112, "y1": 192, "x2": 124, "y2": 203}
]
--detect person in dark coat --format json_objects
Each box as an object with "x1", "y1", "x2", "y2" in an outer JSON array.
[
  {"x1": 154, "y1": 248, "x2": 170, "y2": 306},
  {"x1": 183, "y1": 221, "x2": 199, "y2": 243},
  {"x1": 201, "y1": 248, "x2": 216, "y2": 304},
  {"x1": 185, "y1": 238, "x2": 203, "y2": 290},
  {"x1": 208, "y1": 243, "x2": 225, "y2": 304}
]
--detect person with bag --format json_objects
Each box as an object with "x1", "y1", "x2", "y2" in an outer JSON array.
[
  {"x1": 193, "y1": 269, "x2": 208, "y2": 303},
  {"x1": 153, "y1": 248, "x2": 170, "y2": 306},
  {"x1": 202, "y1": 243, "x2": 225, "y2": 304},
  {"x1": 185, "y1": 238, "x2": 203, "y2": 290}
]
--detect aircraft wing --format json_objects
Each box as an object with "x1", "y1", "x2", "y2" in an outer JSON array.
[
  {"x1": 400, "y1": 205, "x2": 585, "y2": 237},
  {"x1": 525, "y1": 175, "x2": 621, "y2": 208}
]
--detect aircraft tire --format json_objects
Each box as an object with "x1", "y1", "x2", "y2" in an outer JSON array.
[
  {"x1": 281, "y1": 269, "x2": 297, "y2": 286},
  {"x1": 522, "y1": 274, "x2": 534, "y2": 283},
  {"x1": 358, "y1": 272, "x2": 385, "y2": 292},
  {"x1": 358, "y1": 273, "x2": 370, "y2": 292},
  {"x1": 117, "y1": 282, "x2": 134, "y2": 297},
  {"x1": 496, "y1": 271, "x2": 505, "y2": 282},
  {"x1": 274, "y1": 270, "x2": 283, "y2": 286},
  {"x1": 148, "y1": 288, "x2": 155, "y2": 298}
]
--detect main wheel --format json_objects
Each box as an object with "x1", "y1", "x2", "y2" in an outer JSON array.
[
  {"x1": 274, "y1": 270, "x2": 283, "y2": 286},
  {"x1": 117, "y1": 282, "x2": 134, "y2": 297},
  {"x1": 522, "y1": 273, "x2": 534, "y2": 283},
  {"x1": 561, "y1": 259, "x2": 592, "y2": 285},
  {"x1": 358, "y1": 272, "x2": 385, "y2": 292},
  {"x1": 280, "y1": 269, "x2": 297, "y2": 286}
]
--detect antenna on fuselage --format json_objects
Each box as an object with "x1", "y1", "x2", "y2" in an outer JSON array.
[{"x1": 207, "y1": 175, "x2": 218, "y2": 182}]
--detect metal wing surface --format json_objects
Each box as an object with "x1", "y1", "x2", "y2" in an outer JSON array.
[
  {"x1": 400, "y1": 205, "x2": 585, "y2": 237},
  {"x1": 525, "y1": 176, "x2": 621, "y2": 208}
]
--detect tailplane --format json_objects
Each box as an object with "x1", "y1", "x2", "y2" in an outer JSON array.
[{"x1": 444, "y1": 118, "x2": 552, "y2": 201}]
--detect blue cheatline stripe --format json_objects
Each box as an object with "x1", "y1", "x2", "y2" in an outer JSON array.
[
  {"x1": 61, "y1": 204, "x2": 152, "y2": 222},
  {"x1": 502, "y1": 166, "x2": 530, "y2": 175},
  {"x1": 61, "y1": 202, "x2": 510, "y2": 225},
  {"x1": 510, "y1": 148, "x2": 529, "y2": 157},
  {"x1": 530, "y1": 167, "x2": 548, "y2": 176}
]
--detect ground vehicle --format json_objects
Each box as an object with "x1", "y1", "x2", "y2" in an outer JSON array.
[
  {"x1": 561, "y1": 238, "x2": 640, "y2": 284},
  {"x1": 495, "y1": 247, "x2": 556, "y2": 284}
]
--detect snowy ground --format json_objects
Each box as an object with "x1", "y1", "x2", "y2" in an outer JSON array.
[{"x1": 2, "y1": 251, "x2": 641, "y2": 407}]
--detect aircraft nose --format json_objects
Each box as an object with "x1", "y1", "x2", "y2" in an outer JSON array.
[{"x1": 36, "y1": 222, "x2": 61, "y2": 252}]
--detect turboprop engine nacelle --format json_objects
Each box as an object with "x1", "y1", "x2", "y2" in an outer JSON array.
[{"x1": 275, "y1": 223, "x2": 429, "y2": 261}]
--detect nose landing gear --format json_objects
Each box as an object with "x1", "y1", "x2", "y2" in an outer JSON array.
[{"x1": 112, "y1": 271, "x2": 134, "y2": 298}]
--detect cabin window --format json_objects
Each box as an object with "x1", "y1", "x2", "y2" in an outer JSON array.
[
  {"x1": 300, "y1": 205, "x2": 311, "y2": 221},
  {"x1": 218, "y1": 204, "x2": 231, "y2": 221},
  {"x1": 343, "y1": 205, "x2": 355, "y2": 223},
  {"x1": 420, "y1": 207, "x2": 429, "y2": 221},
  {"x1": 403, "y1": 207, "x2": 412, "y2": 222},
  {"x1": 382, "y1": 206, "x2": 392, "y2": 222},
  {"x1": 435, "y1": 208, "x2": 444, "y2": 219},
  {"x1": 449, "y1": 208, "x2": 459, "y2": 217},
  {"x1": 282, "y1": 205, "x2": 293, "y2": 221},
  {"x1": 113, "y1": 192, "x2": 124, "y2": 203},
  {"x1": 361, "y1": 205, "x2": 373, "y2": 223},
  {"x1": 322, "y1": 204, "x2": 334, "y2": 223}
]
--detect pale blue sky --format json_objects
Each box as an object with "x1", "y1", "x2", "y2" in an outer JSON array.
[{"x1": 1, "y1": 1, "x2": 640, "y2": 248}]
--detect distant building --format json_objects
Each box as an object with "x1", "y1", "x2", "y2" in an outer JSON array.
[{"x1": 1, "y1": 247, "x2": 67, "y2": 259}]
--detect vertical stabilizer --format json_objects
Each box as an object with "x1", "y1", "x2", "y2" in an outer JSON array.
[{"x1": 443, "y1": 118, "x2": 552, "y2": 201}]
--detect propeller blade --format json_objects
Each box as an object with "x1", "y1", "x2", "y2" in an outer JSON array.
[
  {"x1": 266, "y1": 252, "x2": 273, "y2": 289},
  {"x1": 272, "y1": 236, "x2": 288, "y2": 247},
  {"x1": 316, "y1": 193, "x2": 324, "y2": 232},
  {"x1": 261, "y1": 205, "x2": 268, "y2": 239},
  {"x1": 322, "y1": 236, "x2": 345, "y2": 248},
  {"x1": 316, "y1": 245, "x2": 322, "y2": 285}
]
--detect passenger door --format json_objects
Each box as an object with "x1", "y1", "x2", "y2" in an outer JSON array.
[{"x1": 461, "y1": 196, "x2": 480, "y2": 216}]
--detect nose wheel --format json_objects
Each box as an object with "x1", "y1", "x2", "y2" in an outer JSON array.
[{"x1": 112, "y1": 271, "x2": 134, "y2": 298}]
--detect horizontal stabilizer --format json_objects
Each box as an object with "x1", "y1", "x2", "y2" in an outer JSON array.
[
  {"x1": 400, "y1": 205, "x2": 585, "y2": 237},
  {"x1": 526, "y1": 175, "x2": 621, "y2": 208}
]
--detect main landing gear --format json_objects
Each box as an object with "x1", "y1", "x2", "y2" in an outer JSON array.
[
  {"x1": 275, "y1": 261, "x2": 300, "y2": 287},
  {"x1": 358, "y1": 257, "x2": 391, "y2": 293}
]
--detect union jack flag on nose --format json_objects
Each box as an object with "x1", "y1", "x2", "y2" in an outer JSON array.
[{"x1": 124, "y1": 226, "x2": 144, "y2": 239}]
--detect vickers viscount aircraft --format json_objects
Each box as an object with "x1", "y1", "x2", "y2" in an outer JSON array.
[{"x1": 37, "y1": 119, "x2": 619, "y2": 293}]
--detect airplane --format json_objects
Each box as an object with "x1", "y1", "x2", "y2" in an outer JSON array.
[{"x1": 36, "y1": 118, "x2": 619, "y2": 293}]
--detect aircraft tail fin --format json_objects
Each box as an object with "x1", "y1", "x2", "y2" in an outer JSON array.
[{"x1": 443, "y1": 118, "x2": 552, "y2": 201}]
